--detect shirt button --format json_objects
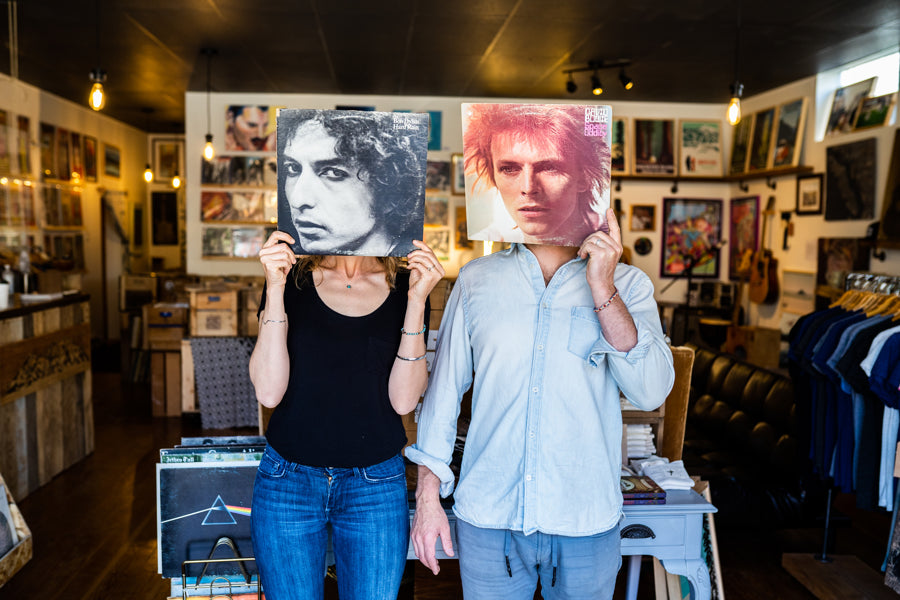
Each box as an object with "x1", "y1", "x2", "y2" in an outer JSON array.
[
  {"x1": 532, "y1": 387, "x2": 539, "y2": 393},
  {"x1": 530, "y1": 431, "x2": 535, "y2": 438},
  {"x1": 537, "y1": 345, "x2": 543, "y2": 351},
  {"x1": 526, "y1": 475, "x2": 533, "y2": 481}
]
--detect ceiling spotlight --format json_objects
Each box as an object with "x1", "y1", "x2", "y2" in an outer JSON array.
[
  {"x1": 566, "y1": 73, "x2": 577, "y2": 94},
  {"x1": 591, "y1": 72, "x2": 603, "y2": 96},
  {"x1": 619, "y1": 69, "x2": 634, "y2": 91}
]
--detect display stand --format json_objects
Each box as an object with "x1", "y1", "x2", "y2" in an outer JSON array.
[
  {"x1": 178, "y1": 537, "x2": 262, "y2": 600},
  {"x1": 0, "y1": 472, "x2": 32, "y2": 588}
]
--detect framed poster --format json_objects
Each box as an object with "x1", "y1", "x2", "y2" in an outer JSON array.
[
  {"x1": 152, "y1": 191, "x2": 179, "y2": 246},
  {"x1": 103, "y1": 143, "x2": 121, "y2": 178},
  {"x1": 678, "y1": 120, "x2": 722, "y2": 177},
  {"x1": 729, "y1": 195, "x2": 759, "y2": 280},
  {"x1": 629, "y1": 204, "x2": 655, "y2": 232},
  {"x1": 878, "y1": 129, "x2": 900, "y2": 247},
  {"x1": 451, "y1": 153, "x2": 466, "y2": 195},
  {"x1": 39, "y1": 122, "x2": 55, "y2": 179},
  {"x1": 854, "y1": 93, "x2": 896, "y2": 130},
  {"x1": 70, "y1": 132, "x2": 84, "y2": 180},
  {"x1": 610, "y1": 117, "x2": 629, "y2": 175},
  {"x1": 825, "y1": 77, "x2": 876, "y2": 136},
  {"x1": 796, "y1": 173, "x2": 823, "y2": 215},
  {"x1": 825, "y1": 138, "x2": 876, "y2": 221},
  {"x1": 225, "y1": 105, "x2": 276, "y2": 152},
  {"x1": 426, "y1": 160, "x2": 450, "y2": 192},
  {"x1": 55, "y1": 127, "x2": 71, "y2": 180},
  {"x1": 747, "y1": 108, "x2": 775, "y2": 171},
  {"x1": 454, "y1": 205, "x2": 472, "y2": 250},
  {"x1": 16, "y1": 115, "x2": 31, "y2": 176},
  {"x1": 772, "y1": 98, "x2": 808, "y2": 169},
  {"x1": 153, "y1": 138, "x2": 183, "y2": 180},
  {"x1": 728, "y1": 117, "x2": 752, "y2": 175},
  {"x1": 424, "y1": 194, "x2": 449, "y2": 227},
  {"x1": 633, "y1": 118, "x2": 676, "y2": 176},
  {"x1": 427, "y1": 110, "x2": 442, "y2": 151},
  {"x1": 660, "y1": 197, "x2": 723, "y2": 279},
  {"x1": 83, "y1": 135, "x2": 98, "y2": 181}
]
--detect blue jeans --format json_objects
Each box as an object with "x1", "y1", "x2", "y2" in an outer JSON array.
[
  {"x1": 251, "y1": 445, "x2": 409, "y2": 600},
  {"x1": 456, "y1": 519, "x2": 621, "y2": 600}
]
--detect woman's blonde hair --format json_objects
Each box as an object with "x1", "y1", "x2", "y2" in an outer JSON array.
[{"x1": 292, "y1": 255, "x2": 400, "y2": 289}]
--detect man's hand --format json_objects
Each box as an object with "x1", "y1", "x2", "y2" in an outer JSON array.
[{"x1": 411, "y1": 467, "x2": 454, "y2": 574}]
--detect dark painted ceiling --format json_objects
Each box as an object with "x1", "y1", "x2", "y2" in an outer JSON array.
[{"x1": 1, "y1": 0, "x2": 898, "y2": 133}]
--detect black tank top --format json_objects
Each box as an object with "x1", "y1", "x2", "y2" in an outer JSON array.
[{"x1": 261, "y1": 268, "x2": 428, "y2": 467}]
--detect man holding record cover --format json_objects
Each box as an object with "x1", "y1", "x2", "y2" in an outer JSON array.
[
  {"x1": 249, "y1": 108, "x2": 444, "y2": 599},
  {"x1": 408, "y1": 103, "x2": 674, "y2": 599}
]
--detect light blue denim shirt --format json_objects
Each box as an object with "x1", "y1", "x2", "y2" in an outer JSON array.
[{"x1": 406, "y1": 244, "x2": 674, "y2": 536}]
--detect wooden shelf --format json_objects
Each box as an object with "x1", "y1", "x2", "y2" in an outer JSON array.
[{"x1": 613, "y1": 165, "x2": 814, "y2": 186}]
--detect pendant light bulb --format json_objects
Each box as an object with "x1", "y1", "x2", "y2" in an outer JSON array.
[
  {"x1": 172, "y1": 173, "x2": 181, "y2": 189},
  {"x1": 88, "y1": 68, "x2": 107, "y2": 111},
  {"x1": 727, "y1": 81, "x2": 744, "y2": 126},
  {"x1": 203, "y1": 134, "x2": 215, "y2": 161},
  {"x1": 143, "y1": 164, "x2": 153, "y2": 183}
]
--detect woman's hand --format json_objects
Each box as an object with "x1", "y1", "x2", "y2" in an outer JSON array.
[
  {"x1": 406, "y1": 240, "x2": 445, "y2": 303},
  {"x1": 259, "y1": 231, "x2": 297, "y2": 288}
]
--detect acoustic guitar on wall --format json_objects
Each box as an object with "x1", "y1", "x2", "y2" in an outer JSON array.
[{"x1": 748, "y1": 196, "x2": 780, "y2": 304}]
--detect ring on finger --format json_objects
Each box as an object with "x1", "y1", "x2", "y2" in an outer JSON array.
[{"x1": 427, "y1": 265, "x2": 434, "y2": 271}]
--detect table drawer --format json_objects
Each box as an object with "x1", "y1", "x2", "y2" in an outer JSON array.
[{"x1": 620, "y1": 514, "x2": 687, "y2": 551}]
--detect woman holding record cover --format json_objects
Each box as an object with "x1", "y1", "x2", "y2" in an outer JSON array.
[{"x1": 248, "y1": 226, "x2": 444, "y2": 598}]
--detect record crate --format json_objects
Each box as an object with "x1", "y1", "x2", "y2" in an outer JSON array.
[
  {"x1": 187, "y1": 287, "x2": 238, "y2": 337},
  {"x1": 0, "y1": 471, "x2": 32, "y2": 588}
]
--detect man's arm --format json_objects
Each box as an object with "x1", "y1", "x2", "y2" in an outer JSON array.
[{"x1": 411, "y1": 465, "x2": 455, "y2": 574}]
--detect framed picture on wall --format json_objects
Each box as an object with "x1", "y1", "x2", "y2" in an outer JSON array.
[
  {"x1": 610, "y1": 117, "x2": 629, "y2": 175},
  {"x1": 56, "y1": 127, "x2": 71, "y2": 181},
  {"x1": 825, "y1": 138, "x2": 876, "y2": 221},
  {"x1": 152, "y1": 191, "x2": 179, "y2": 246},
  {"x1": 451, "y1": 153, "x2": 466, "y2": 195},
  {"x1": 39, "y1": 122, "x2": 55, "y2": 179},
  {"x1": 629, "y1": 204, "x2": 655, "y2": 232},
  {"x1": 747, "y1": 108, "x2": 776, "y2": 171},
  {"x1": 728, "y1": 195, "x2": 759, "y2": 280},
  {"x1": 153, "y1": 138, "x2": 183, "y2": 180},
  {"x1": 16, "y1": 115, "x2": 31, "y2": 176},
  {"x1": 878, "y1": 129, "x2": 900, "y2": 247},
  {"x1": 795, "y1": 173, "x2": 823, "y2": 215},
  {"x1": 854, "y1": 93, "x2": 896, "y2": 130},
  {"x1": 633, "y1": 118, "x2": 676, "y2": 176},
  {"x1": 660, "y1": 197, "x2": 723, "y2": 279},
  {"x1": 70, "y1": 132, "x2": 84, "y2": 180},
  {"x1": 772, "y1": 97, "x2": 808, "y2": 169},
  {"x1": 728, "y1": 117, "x2": 752, "y2": 175},
  {"x1": 103, "y1": 143, "x2": 121, "y2": 178},
  {"x1": 83, "y1": 136, "x2": 98, "y2": 181},
  {"x1": 825, "y1": 77, "x2": 876, "y2": 136},
  {"x1": 678, "y1": 120, "x2": 722, "y2": 177}
]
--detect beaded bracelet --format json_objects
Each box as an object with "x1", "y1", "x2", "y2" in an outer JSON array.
[
  {"x1": 401, "y1": 324, "x2": 426, "y2": 336},
  {"x1": 593, "y1": 289, "x2": 619, "y2": 313},
  {"x1": 396, "y1": 353, "x2": 427, "y2": 361}
]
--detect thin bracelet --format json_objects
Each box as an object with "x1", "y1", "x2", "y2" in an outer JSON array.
[
  {"x1": 396, "y1": 353, "x2": 427, "y2": 362},
  {"x1": 401, "y1": 324, "x2": 426, "y2": 336},
  {"x1": 593, "y1": 289, "x2": 619, "y2": 313},
  {"x1": 262, "y1": 318, "x2": 286, "y2": 325}
]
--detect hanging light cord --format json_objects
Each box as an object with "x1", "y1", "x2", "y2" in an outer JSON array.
[
  {"x1": 8, "y1": 1, "x2": 18, "y2": 79},
  {"x1": 734, "y1": 0, "x2": 742, "y2": 86},
  {"x1": 206, "y1": 50, "x2": 213, "y2": 135}
]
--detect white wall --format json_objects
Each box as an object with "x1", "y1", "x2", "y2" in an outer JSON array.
[
  {"x1": 185, "y1": 86, "x2": 900, "y2": 333},
  {"x1": 0, "y1": 74, "x2": 149, "y2": 340}
]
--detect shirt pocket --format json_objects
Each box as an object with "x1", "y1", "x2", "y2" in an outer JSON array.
[
  {"x1": 367, "y1": 336, "x2": 397, "y2": 374},
  {"x1": 359, "y1": 453, "x2": 406, "y2": 483},
  {"x1": 567, "y1": 306, "x2": 603, "y2": 361}
]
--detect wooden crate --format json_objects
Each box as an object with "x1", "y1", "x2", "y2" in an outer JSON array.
[
  {"x1": 119, "y1": 274, "x2": 156, "y2": 312},
  {"x1": 180, "y1": 339, "x2": 197, "y2": 413},
  {"x1": 0, "y1": 472, "x2": 33, "y2": 588},
  {"x1": 150, "y1": 351, "x2": 181, "y2": 417},
  {"x1": 188, "y1": 288, "x2": 238, "y2": 311},
  {"x1": 142, "y1": 303, "x2": 188, "y2": 350},
  {"x1": 190, "y1": 309, "x2": 238, "y2": 337}
]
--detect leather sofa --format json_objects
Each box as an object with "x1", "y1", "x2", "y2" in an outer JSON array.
[{"x1": 680, "y1": 343, "x2": 824, "y2": 528}]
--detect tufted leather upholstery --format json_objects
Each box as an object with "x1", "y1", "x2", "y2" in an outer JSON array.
[{"x1": 682, "y1": 343, "x2": 818, "y2": 527}]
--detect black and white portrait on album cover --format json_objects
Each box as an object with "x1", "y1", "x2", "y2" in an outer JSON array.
[{"x1": 276, "y1": 109, "x2": 428, "y2": 257}]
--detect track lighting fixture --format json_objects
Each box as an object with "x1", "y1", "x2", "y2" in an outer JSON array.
[
  {"x1": 562, "y1": 59, "x2": 632, "y2": 95},
  {"x1": 591, "y1": 72, "x2": 603, "y2": 95}
]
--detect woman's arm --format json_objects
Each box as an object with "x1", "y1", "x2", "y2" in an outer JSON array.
[
  {"x1": 388, "y1": 240, "x2": 445, "y2": 414},
  {"x1": 249, "y1": 231, "x2": 296, "y2": 408}
]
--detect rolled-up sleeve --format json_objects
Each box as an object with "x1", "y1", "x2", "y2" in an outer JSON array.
[
  {"x1": 587, "y1": 265, "x2": 674, "y2": 410},
  {"x1": 404, "y1": 276, "x2": 474, "y2": 498}
]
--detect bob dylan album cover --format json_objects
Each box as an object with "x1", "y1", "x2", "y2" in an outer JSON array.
[
  {"x1": 461, "y1": 103, "x2": 612, "y2": 247},
  {"x1": 276, "y1": 108, "x2": 428, "y2": 257}
]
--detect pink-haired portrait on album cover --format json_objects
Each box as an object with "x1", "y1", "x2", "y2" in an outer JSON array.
[{"x1": 462, "y1": 103, "x2": 612, "y2": 247}]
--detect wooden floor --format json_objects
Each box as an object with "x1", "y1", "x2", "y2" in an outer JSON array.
[{"x1": 1, "y1": 365, "x2": 896, "y2": 599}]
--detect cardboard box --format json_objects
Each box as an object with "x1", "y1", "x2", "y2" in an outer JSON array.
[
  {"x1": 190, "y1": 309, "x2": 238, "y2": 337},
  {"x1": 151, "y1": 351, "x2": 181, "y2": 417}
]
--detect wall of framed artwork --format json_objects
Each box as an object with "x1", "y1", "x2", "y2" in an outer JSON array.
[
  {"x1": 825, "y1": 77, "x2": 876, "y2": 136},
  {"x1": 678, "y1": 120, "x2": 722, "y2": 177},
  {"x1": 153, "y1": 138, "x2": 183, "y2": 181},
  {"x1": 795, "y1": 173, "x2": 823, "y2": 215},
  {"x1": 633, "y1": 118, "x2": 676, "y2": 176},
  {"x1": 610, "y1": 117, "x2": 630, "y2": 175},
  {"x1": 771, "y1": 98, "x2": 808, "y2": 169},
  {"x1": 747, "y1": 108, "x2": 776, "y2": 171},
  {"x1": 728, "y1": 195, "x2": 759, "y2": 280}
]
